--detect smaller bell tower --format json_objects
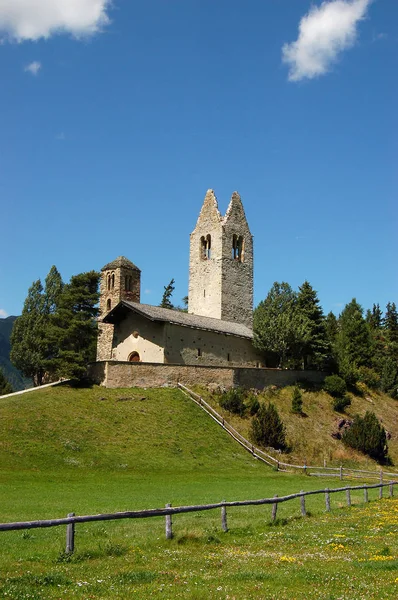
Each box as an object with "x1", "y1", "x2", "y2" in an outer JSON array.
[{"x1": 97, "y1": 256, "x2": 141, "y2": 360}]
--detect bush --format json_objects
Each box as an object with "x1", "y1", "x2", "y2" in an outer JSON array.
[
  {"x1": 356, "y1": 366, "x2": 380, "y2": 389},
  {"x1": 342, "y1": 411, "x2": 388, "y2": 463},
  {"x1": 291, "y1": 387, "x2": 303, "y2": 414},
  {"x1": 332, "y1": 395, "x2": 351, "y2": 413},
  {"x1": 323, "y1": 375, "x2": 347, "y2": 398},
  {"x1": 250, "y1": 402, "x2": 287, "y2": 451},
  {"x1": 245, "y1": 394, "x2": 260, "y2": 416},
  {"x1": 219, "y1": 388, "x2": 246, "y2": 416}
]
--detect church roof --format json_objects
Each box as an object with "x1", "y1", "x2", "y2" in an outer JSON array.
[
  {"x1": 101, "y1": 256, "x2": 141, "y2": 272},
  {"x1": 103, "y1": 301, "x2": 253, "y2": 339}
]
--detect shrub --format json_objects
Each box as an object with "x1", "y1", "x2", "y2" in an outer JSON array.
[
  {"x1": 250, "y1": 402, "x2": 287, "y2": 451},
  {"x1": 291, "y1": 387, "x2": 303, "y2": 414},
  {"x1": 342, "y1": 411, "x2": 388, "y2": 463},
  {"x1": 219, "y1": 388, "x2": 246, "y2": 416},
  {"x1": 332, "y1": 395, "x2": 351, "y2": 413},
  {"x1": 245, "y1": 394, "x2": 260, "y2": 416},
  {"x1": 323, "y1": 375, "x2": 347, "y2": 398},
  {"x1": 356, "y1": 366, "x2": 380, "y2": 389}
]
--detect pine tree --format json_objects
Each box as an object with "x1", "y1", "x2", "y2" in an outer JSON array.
[
  {"x1": 291, "y1": 386, "x2": 303, "y2": 414},
  {"x1": 383, "y1": 302, "x2": 398, "y2": 360},
  {"x1": 336, "y1": 299, "x2": 372, "y2": 382},
  {"x1": 0, "y1": 368, "x2": 13, "y2": 395},
  {"x1": 45, "y1": 271, "x2": 100, "y2": 380},
  {"x1": 250, "y1": 402, "x2": 287, "y2": 450},
  {"x1": 296, "y1": 281, "x2": 329, "y2": 369},
  {"x1": 159, "y1": 279, "x2": 175, "y2": 309},
  {"x1": 10, "y1": 280, "x2": 46, "y2": 386},
  {"x1": 342, "y1": 411, "x2": 388, "y2": 463},
  {"x1": 380, "y1": 357, "x2": 398, "y2": 398}
]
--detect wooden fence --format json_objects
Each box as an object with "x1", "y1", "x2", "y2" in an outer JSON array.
[
  {"x1": 178, "y1": 383, "x2": 398, "y2": 482},
  {"x1": 0, "y1": 481, "x2": 396, "y2": 554}
]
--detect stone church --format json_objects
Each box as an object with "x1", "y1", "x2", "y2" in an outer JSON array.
[{"x1": 96, "y1": 190, "x2": 264, "y2": 368}]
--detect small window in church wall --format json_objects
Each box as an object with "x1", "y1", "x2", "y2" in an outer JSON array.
[
  {"x1": 232, "y1": 235, "x2": 244, "y2": 262},
  {"x1": 227, "y1": 353, "x2": 231, "y2": 362},
  {"x1": 197, "y1": 348, "x2": 202, "y2": 357},
  {"x1": 200, "y1": 235, "x2": 211, "y2": 260},
  {"x1": 106, "y1": 298, "x2": 111, "y2": 311}
]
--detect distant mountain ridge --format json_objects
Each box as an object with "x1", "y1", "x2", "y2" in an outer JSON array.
[{"x1": 0, "y1": 316, "x2": 30, "y2": 391}]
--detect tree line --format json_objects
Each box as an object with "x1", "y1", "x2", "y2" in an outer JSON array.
[
  {"x1": 253, "y1": 281, "x2": 398, "y2": 398},
  {"x1": 9, "y1": 266, "x2": 99, "y2": 387}
]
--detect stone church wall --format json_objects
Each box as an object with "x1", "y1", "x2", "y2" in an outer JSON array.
[
  {"x1": 163, "y1": 323, "x2": 262, "y2": 367},
  {"x1": 88, "y1": 361, "x2": 327, "y2": 390}
]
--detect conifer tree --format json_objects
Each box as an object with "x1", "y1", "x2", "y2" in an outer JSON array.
[
  {"x1": 159, "y1": 279, "x2": 175, "y2": 309},
  {"x1": 296, "y1": 281, "x2": 329, "y2": 369},
  {"x1": 250, "y1": 402, "x2": 287, "y2": 450},
  {"x1": 383, "y1": 302, "x2": 398, "y2": 360},
  {"x1": 10, "y1": 280, "x2": 46, "y2": 386},
  {"x1": 336, "y1": 299, "x2": 372, "y2": 382},
  {"x1": 45, "y1": 271, "x2": 100, "y2": 379},
  {"x1": 0, "y1": 368, "x2": 13, "y2": 395}
]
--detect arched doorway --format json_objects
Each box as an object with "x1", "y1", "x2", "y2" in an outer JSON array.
[{"x1": 128, "y1": 351, "x2": 141, "y2": 363}]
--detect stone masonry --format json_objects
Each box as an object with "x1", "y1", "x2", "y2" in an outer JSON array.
[
  {"x1": 96, "y1": 257, "x2": 141, "y2": 360},
  {"x1": 188, "y1": 190, "x2": 253, "y2": 329}
]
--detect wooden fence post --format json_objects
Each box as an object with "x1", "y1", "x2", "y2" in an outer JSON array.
[
  {"x1": 271, "y1": 495, "x2": 278, "y2": 522},
  {"x1": 303, "y1": 462, "x2": 307, "y2": 475},
  {"x1": 325, "y1": 489, "x2": 331, "y2": 512},
  {"x1": 221, "y1": 502, "x2": 228, "y2": 532},
  {"x1": 379, "y1": 471, "x2": 383, "y2": 499},
  {"x1": 65, "y1": 513, "x2": 75, "y2": 554},
  {"x1": 300, "y1": 491, "x2": 306, "y2": 517},
  {"x1": 346, "y1": 489, "x2": 351, "y2": 507},
  {"x1": 165, "y1": 503, "x2": 173, "y2": 540},
  {"x1": 364, "y1": 486, "x2": 368, "y2": 503},
  {"x1": 339, "y1": 465, "x2": 343, "y2": 481},
  {"x1": 389, "y1": 482, "x2": 394, "y2": 498}
]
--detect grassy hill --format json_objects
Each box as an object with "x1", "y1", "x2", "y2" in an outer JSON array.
[
  {"x1": 1, "y1": 384, "x2": 398, "y2": 599},
  {"x1": 0, "y1": 315, "x2": 30, "y2": 391},
  {"x1": 197, "y1": 384, "x2": 398, "y2": 468}
]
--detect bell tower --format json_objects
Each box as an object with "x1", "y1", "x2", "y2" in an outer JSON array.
[
  {"x1": 188, "y1": 190, "x2": 253, "y2": 329},
  {"x1": 97, "y1": 256, "x2": 141, "y2": 360}
]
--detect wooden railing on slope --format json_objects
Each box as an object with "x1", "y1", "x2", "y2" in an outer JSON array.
[{"x1": 177, "y1": 382, "x2": 398, "y2": 482}]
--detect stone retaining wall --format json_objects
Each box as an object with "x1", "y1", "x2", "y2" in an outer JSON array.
[{"x1": 88, "y1": 361, "x2": 327, "y2": 390}]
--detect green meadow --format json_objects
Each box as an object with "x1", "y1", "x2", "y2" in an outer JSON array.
[{"x1": 0, "y1": 385, "x2": 397, "y2": 599}]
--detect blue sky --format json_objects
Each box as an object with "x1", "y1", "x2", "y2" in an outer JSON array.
[{"x1": 0, "y1": 0, "x2": 396, "y2": 319}]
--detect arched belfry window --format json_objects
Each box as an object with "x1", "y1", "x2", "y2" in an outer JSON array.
[
  {"x1": 106, "y1": 298, "x2": 111, "y2": 311},
  {"x1": 107, "y1": 274, "x2": 111, "y2": 291},
  {"x1": 111, "y1": 273, "x2": 115, "y2": 289},
  {"x1": 200, "y1": 235, "x2": 211, "y2": 260},
  {"x1": 232, "y1": 235, "x2": 244, "y2": 262}
]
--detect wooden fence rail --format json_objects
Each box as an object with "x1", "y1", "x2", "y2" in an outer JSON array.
[
  {"x1": 177, "y1": 383, "x2": 398, "y2": 481},
  {"x1": 0, "y1": 481, "x2": 396, "y2": 554}
]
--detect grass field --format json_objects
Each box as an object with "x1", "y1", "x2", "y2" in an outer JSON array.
[{"x1": 1, "y1": 385, "x2": 397, "y2": 599}]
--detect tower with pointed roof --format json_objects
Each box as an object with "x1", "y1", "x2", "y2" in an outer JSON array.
[
  {"x1": 188, "y1": 190, "x2": 253, "y2": 329},
  {"x1": 97, "y1": 256, "x2": 141, "y2": 360}
]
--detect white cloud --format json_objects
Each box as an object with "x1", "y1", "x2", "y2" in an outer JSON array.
[
  {"x1": 0, "y1": 308, "x2": 8, "y2": 318},
  {"x1": 0, "y1": 0, "x2": 111, "y2": 42},
  {"x1": 24, "y1": 60, "x2": 41, "y2": 75},
  {"x1": 282, "y1": 0, "x2": 371, "y2": 82}
]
